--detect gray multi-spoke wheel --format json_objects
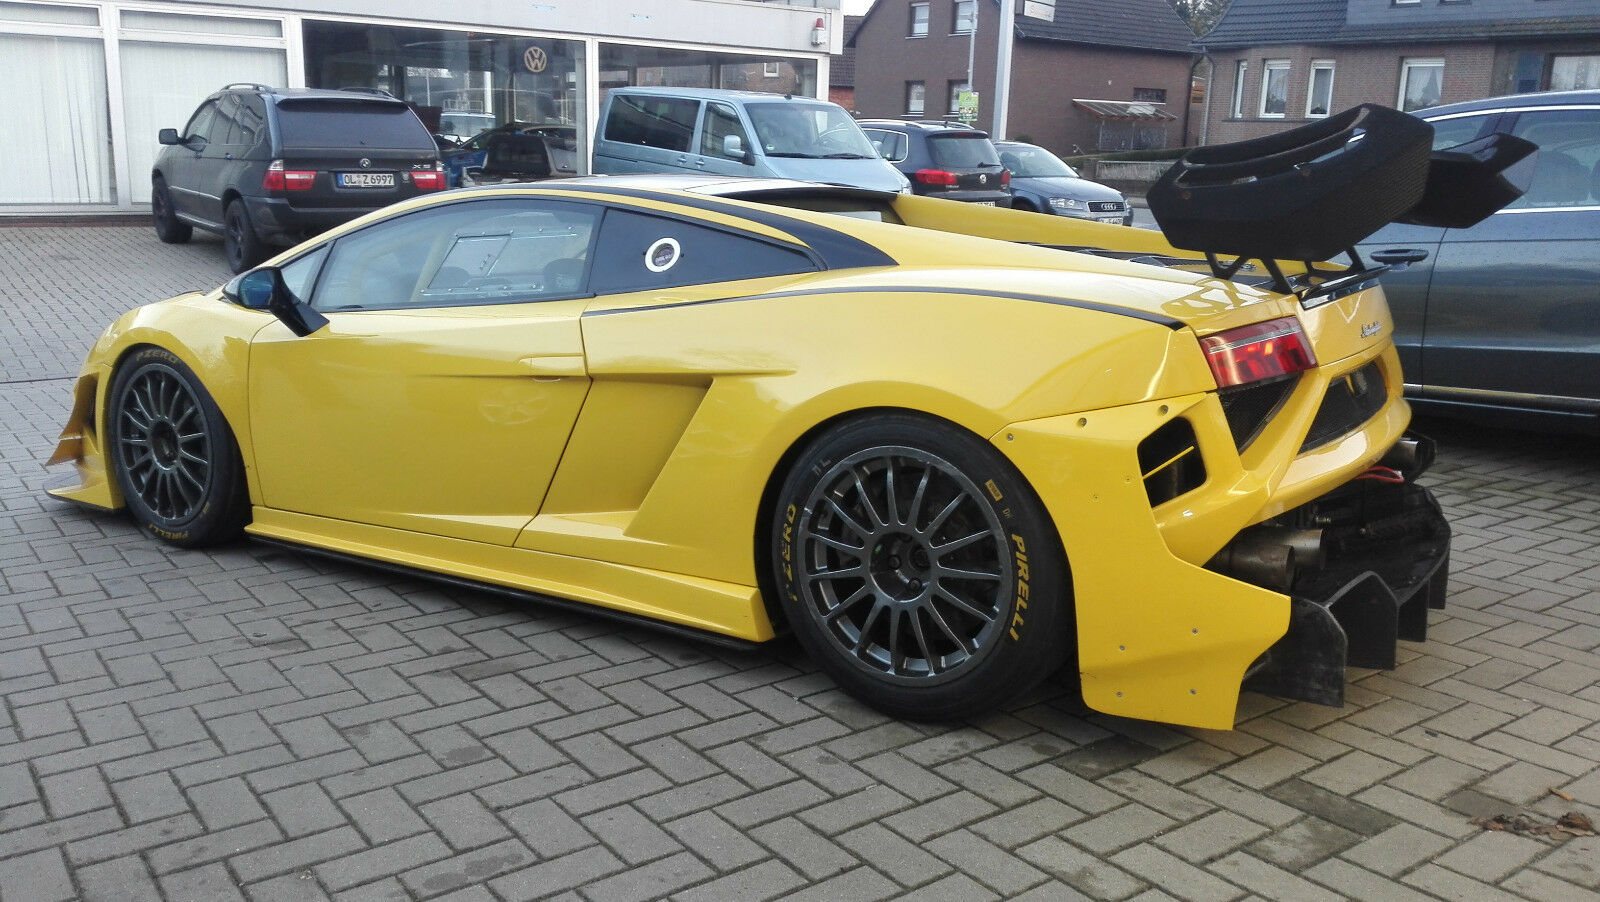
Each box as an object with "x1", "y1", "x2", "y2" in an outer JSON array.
[
  {"x1": 772, "y1": 413, "x2": 1071, "y2": 720},
  {"x1": 108, "y1": 347, "x2": 248, "y2": 547}
]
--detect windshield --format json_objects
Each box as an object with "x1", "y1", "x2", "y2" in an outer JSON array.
[
  {"x1": 928, "y1": 134, "x2": 1002, "y2": 168},
  {"x1": 746, "y1": 102, "x2": 879, "y2": 159},
  {"x1": 997, "y1": 144, "x2": 1078, "y2": 178}
]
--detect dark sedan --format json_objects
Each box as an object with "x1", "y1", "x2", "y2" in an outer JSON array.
[
  {"x1": 1359, "y1": 89, "x2": 1600, "y2": 433},
  {"x1": 996, "y1": 141, "x2": 1133, "y2": 226}
]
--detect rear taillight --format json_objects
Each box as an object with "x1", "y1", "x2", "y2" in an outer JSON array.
[
  {"x1": 914, "y1": 168, "x2": 959, "y2": 186},
  {"x1": 1000, "y1": 168, "x2": 1011, "y2": 186},
  {"x1": 1200, "y1": 317, "x2": 1317, "y2": 388},
  {"x1": 262, "y1": 159, "x2": 315, "y2": 192},
  {"x1": 411, "y1": 167, "x2": 444, "y2": 190}
]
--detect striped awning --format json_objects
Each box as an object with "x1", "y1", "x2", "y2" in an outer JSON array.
[{"x1": 1072, "y1": 99, "x2": 1178, "y2": 122}]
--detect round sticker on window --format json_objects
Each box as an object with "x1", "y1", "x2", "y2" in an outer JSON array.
[{"x1": 645, "y1": 237, "x2": 681, "y2": 273}]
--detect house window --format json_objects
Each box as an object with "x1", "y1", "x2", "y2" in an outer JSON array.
[
  {"x1": 762, "y1": 61, "x2": 781, "y2": 78},
  {"x1": 1231, "y1": 60, "x2": 1248, "y2": 118},
  {"x1": 1259, "y1": 59, "x2": 1290, "y2": 118},
  {"x1": 953, "y1": 0, "x2": 976, "y2": 34},
  {"x1": 1306, "y1": 61, "x2": 1335, "y2": 117},
  {"x1": 1392, "y1": 0, "x2": 1420, "y2": 5},
  {"x1": 948, "y1": 80, "x2": 970, "y2": 115},
  {"x1": 1551, "y1": 54, "x2": 1600, "y2": 91},
  {"x1": 1398, "y1": 58, "x2": 1444, "y2": 112},
  {"x1": 906, "y1": 81, "x2": 925, "y2": 116},
  {"x1": 1132, "y1": 87, "x2": 1167, "y2": 103},
  {"x1": 909, "y1": 2, "x2": 929, "y2": 37}
]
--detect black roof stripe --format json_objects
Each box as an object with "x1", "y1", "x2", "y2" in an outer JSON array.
[
  {"x1": 585, "y1": 284, "x2": 1185, "y2": 329},
  {"x1": 532, "y1": 183, "x2": 897, "y2": 272}
]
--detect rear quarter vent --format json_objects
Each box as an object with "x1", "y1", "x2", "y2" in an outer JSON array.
[{"x1": 1138, "y1": 417, "x2": 1206, "y2": 507}]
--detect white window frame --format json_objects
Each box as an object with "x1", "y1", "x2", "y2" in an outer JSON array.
[
  {"x1": 948, "y1": 80, "x2": 970, "y2": 115},
  {"x1": 1306, "y1": 60, "x2": 1335, "y2": 118},
  {"x1": 909, "y1": 2, "x2": 929, "y2": 37},
  {"x1": 1231, "y1": 59, "x2": 1247, "y2": 118},
  {"x1": 1259, "y1": 59, "x2": 1290, "y2": 118},
  {"x1": 762, "y1": 61, "x2": 780, "y2": 78},
  {"x1": 906, "y1": 80, "x2": 925, "y2": 116},
  {"x1": 1398, "y1": 57, "x2": 1445, "y2": 112},
  {"x1": 952, "y1": 0, "x2": 976, "y2": 34}
]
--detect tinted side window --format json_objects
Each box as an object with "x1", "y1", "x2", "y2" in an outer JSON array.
[
  {"x1": 310, "y1": 199, "x2": 599, "y2": 311},
  {"x1": 603, "y1": 95, "x2": 700, "y2": 153},
  {"x1": 864, "y1": 129, "x2": 908, "y2": 162},
  {"x1": 275, "y1": 101, "x2": 435, "y2": 150},
  {"x1": 590, "y1": 209, "x2": 816, "y2": 295},
  {"x1": 700, "y1": 102, "x2": 749, "y2": 160},
  {"x1": 928, "y1": 134, "x2": 1000, "y2": 167},
  {"x1": 1508, "y1": 107, "x2": 1600, "y2": 208},
  {"x1": 1427, "y1": 113, "x2": 1495, "y2": 151},
  {"x1": 183, "y1": 102, "x2": 220, "y2": 144},
  {"x1": 216, "y1": 93, "x2": 267, "y2": 148}
]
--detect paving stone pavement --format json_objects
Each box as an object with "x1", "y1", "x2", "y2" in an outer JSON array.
[{"x1": 2, "y1": 224, "x2": 1598, "y2": 902}]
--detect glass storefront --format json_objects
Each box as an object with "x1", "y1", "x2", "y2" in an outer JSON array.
[
  {"x1": 599, "y1": 43, "x2": 818, "y2": 100},
  {"x1": 303, "y1": 21, "x2": 586, "y2": 173}
]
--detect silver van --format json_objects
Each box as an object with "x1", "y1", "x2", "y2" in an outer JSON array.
[{"x1": 592, "y1": 87, "x2": 909, "y2": 193}]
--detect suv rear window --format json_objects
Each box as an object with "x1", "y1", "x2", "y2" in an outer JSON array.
[
  {"x1": 928, "y1": 134, "x2": 1001, "y2": 168},
  {"x1": 275, "y1": 100, "x2": 434, "y2": 150}
]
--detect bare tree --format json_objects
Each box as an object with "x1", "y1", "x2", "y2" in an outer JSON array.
[{"x1": 1169, "y1": 0, "x2": 1229, "y2": 35}]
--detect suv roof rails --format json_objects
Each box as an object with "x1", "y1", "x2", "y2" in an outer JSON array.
[{"x1": 221, "y1": 82, "x2": 276, "y2": 93}]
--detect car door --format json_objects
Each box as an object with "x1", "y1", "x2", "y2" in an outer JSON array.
[
  {"x1": 693, "y1": 100, "x2": 757, "y2": 176},
  {"x1": 166, "y1": 101, "x2": 221, "y2": 223},
  {"x1": 1359, "y1": 110, "x2": 1501, "y2": 385},
  {"x1": 1421, "y1": 104, "x2": 1600, "y2": 407},
  {"x1": 247, "y1": 196, "x2": 601, "y2": 546}
]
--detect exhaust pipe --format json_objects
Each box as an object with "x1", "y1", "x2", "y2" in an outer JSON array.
[
  {"x1": 1380, "y1": 433, "x2": 1436, "y2": 479},
  {"x1": 1210, "y1": 527, "x2": 1326, "y2": 592}
]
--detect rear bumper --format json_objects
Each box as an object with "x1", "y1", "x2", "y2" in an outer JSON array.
[
  {"x1": 243, "y1": 196, "x2": 411, "y2": 245},
  {"x1": 1235, "y1": 477, "x2": 1449, "y2": 706}
]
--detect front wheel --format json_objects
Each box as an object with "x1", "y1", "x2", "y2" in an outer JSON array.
[
  {"x1": 151, "y1": 178, "x2": 192, "y2": 244},
  {"x1": 107, "y1": 347, "x2": 249, "y2": 547},
  {"x1": 771, "y1": 414, "x2": 1072, "y2": 720},
  {"x1": 223, "y1": 200, "x2": 267, "y2": 273}
]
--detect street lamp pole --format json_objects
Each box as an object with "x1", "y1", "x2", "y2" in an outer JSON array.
[{"x1": 992, "y1": 0, "x2": 1016, "y2": 139}]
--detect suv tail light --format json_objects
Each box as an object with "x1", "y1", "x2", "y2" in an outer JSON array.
[
  {"x1": 262, "y1": 159, "x2": 316, "y2": 192},
  {"x1": 1200, "y1": 317, "x2": 1317, "y2": 388},
  {"x1": 1000, "y1": 168, "x2": 1011, "y2": 186},
  {"x1": 411, "y1": 163, "x2": 444, "y2": 191},
  {"x1": 914, "y1": 169, "x2": 959, "y2": 186}
]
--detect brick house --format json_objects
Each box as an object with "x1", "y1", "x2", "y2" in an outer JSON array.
[
  {"x1": 830, "y1": 15, "x2": 866, "y2": 110},
  {"x1": 1197, "y1": 0, "x2": 1600, "y2": 145},
  {"x1": 849, "y1": 0, "x2": 1196, "y2": 155}
]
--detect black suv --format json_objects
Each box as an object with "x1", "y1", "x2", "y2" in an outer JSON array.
[
  {"x1": 859, "y1": 120, "x2": 1011, "y2": 205},
  {"x1": 152, "y1": 84, "x2": 444, "y2": 271}
]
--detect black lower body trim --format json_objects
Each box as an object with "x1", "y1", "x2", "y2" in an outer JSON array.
[{"x1": 251, "y1": 537, "x2": 768, "y2": 654}]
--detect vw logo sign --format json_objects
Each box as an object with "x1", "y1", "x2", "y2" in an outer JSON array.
[
  {"x1": 359, "y1": 158, "x2": 372, "y2": 169},
  {"x1": 979, "y1": 174, "x2": 987, "y2": 185}
]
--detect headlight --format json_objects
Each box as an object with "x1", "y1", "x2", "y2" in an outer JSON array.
[{"x1": 1048, "y1": 197, "x2": 1084, "y2": 210}]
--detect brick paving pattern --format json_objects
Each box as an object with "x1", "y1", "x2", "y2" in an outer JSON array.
[{"x1": 2, "y1": 225, "x2": 1598, "y2": 901}]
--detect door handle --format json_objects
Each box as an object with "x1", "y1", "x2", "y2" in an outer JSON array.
[
  {"x1": 674, "y1": 155, "x2": 691, "y2": 165},
  {"x1": 1371, "y1": 248, "x2": 1429, "y2": 271}
]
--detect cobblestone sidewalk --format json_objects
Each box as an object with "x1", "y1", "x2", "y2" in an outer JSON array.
[{"x1": 2, "y1": 226, "x2": 1598, "y2": 901}]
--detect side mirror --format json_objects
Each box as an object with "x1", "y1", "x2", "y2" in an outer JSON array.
[
  {"x1": 158, "y1": 128, "x2": 183, "y2": 146},
  {"x1": 723, "y1": 134, "x2": 749, "y2": 162},
  {"x1": 232, "y1": 267, "x2": 328, "y2": 337}
]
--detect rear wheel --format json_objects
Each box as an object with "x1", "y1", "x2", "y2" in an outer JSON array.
[
  {"x1": 107, "y1": 347, "x2": 249, "y2": 547},
  {"x1": 151, "y1": 178, "x2": 192, "y2": 244},
  {"x1": 223, "y1": 199, "x2": 267, "y2": 273},
  {"x1": 771, "y1": 414, "x2": 1071, "y2": 720}
]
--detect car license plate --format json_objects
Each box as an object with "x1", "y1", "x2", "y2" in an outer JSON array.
[
  {"x1": 1096, "y1": 215, "x2": 1123, "y2": 223},
  {"x1": 338, "y1": 172, "x2": 395, "y2": 188},
  {"x1": 975, "y1": 201, "x2": 996, "y2": 206}
]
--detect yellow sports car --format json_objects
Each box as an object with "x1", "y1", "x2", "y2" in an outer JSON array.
[{"x1": 49, "y1": 109, "x2": 1524, "y2": 727}]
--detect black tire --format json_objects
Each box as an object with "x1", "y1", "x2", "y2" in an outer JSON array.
[
  {"x1": 771, "y1": 413, "x2": 1072, "y2": 720},
  {"x1": 107, "y1": 347, "x2": 250, "y2": 547},
  {"x1": 223, "y1": 199, "x2": 267, "y2": 273},
  {"x1": 1012, "y1": 199, "x2": 1037, "y2": 213},
  {"x1": 151, "y1": 178, "x2": 192, "y2": 244}
]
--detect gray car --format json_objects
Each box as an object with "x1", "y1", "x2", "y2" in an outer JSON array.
[
  {"x1": 1359, "y1": 89, "x2": 1600, "y2": 434},
  {"x1": 996, "y1": 141, "x2": 1132, "y2": 226}
]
